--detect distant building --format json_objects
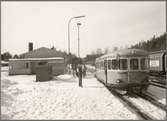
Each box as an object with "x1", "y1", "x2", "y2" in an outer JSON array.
[{"x1": 9, "y1": 43, "x2": 67, "y2": 75}]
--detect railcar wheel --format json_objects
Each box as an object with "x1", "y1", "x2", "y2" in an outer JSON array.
[
  {"x1": 132, "y1": 87, "x2": 142, "y2": 94},
  {"x1": 127, "y1": 87, "x2": 134, "y2": 95}
]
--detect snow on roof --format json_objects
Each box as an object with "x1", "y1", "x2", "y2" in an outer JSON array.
[
  {"x1": 9, "y1": 57, "x2": 64, "y2": 61},
  {"x1": 1, "y1": 61, "x2": 9, "y2": 64},
  {"x1": 96, "y1": 49, "x2": 148, "y2": 61}
]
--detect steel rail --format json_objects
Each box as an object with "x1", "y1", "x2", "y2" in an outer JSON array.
[{"x1": 96, "y1": 77, "x2": 155, "y2": 120}]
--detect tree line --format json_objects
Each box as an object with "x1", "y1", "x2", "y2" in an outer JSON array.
[
  {"x1": 84, "y1": 33, "x2": 166, "y2": 65},
  {"x1": 130, "y1": 33, "x2": 166, "y2": 52},
  {"x1": 1, "y1": 33, "x2": 166, "y2": 63}
]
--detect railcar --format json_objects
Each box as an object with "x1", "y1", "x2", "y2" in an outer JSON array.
[
  {"x1": 95, "y1": 49, "x2": 149, "y2": 92},
  {"x1": 149, "y1": 51, "x2": 166, "y2": 76},
  {"x1": 148, "y1": 51, "x2": 166, "y2": 84}
]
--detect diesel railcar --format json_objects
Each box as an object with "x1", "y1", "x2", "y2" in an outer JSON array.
[{"x1": 95, "y1": 49, "x2": 149, "y2": 92}]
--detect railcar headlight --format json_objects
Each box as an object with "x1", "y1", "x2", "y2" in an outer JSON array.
[{"x1": 116, "y1": 79, "x2": 122, "y2": 83}]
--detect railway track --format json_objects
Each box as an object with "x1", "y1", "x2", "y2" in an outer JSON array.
[
  {"x1": 149, "y1": 81, "x2": 166, "y2": 88},
  {"x1": 137, "y1": 92, "x2": 166, "y2": 111},
  {"x1": 96, "y1": 77, "x2": 165, "y2": 120},
  {"x1": 107, "y1": 88, "x2": 154, "y2": 120}
]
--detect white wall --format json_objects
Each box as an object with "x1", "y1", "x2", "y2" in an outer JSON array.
[{"x1": 9, "y1": 61, "x2": 31, "y2": 75}]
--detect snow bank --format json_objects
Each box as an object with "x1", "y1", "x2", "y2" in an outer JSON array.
[
  {"x1": 1, "y1": 72, "x2": 139, "y2": 120},
  {"x1": 57, "y1": 74, "x2": 73, "y2": 80}
]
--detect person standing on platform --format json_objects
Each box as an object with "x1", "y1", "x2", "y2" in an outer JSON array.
[
  {"x1": 78, "y1": 63, "x2": 83, "y2": 87},
  {"x1": 83, "y1": 64, "x2": 87, "y2": 77}
]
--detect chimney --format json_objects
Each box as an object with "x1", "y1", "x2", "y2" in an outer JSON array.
[{"x1": 29, "y1": 42, "x2": 33, "y2": 52}]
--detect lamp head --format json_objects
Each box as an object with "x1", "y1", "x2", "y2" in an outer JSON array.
[
  {"x1": 77, "y1": 23, "x2": 82, "y2": 26},
  {"x1": 74, "y1": 15, "x2": 85, "y2": 18}
]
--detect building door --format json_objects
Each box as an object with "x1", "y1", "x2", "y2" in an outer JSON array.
[{"x1": 30, "y1": 62, "x2": 36, "y2": 74}]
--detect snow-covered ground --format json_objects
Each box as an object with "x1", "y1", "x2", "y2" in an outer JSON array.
[
  {"x1": 85, "y1": 65, "x2": 96, "y2": 73},
  {"x1": 126, "y1": 96, "x2": 166, "y2": 120},
  {"x1": 1, "y1": 71, "x2": 139, "y2": 120}
]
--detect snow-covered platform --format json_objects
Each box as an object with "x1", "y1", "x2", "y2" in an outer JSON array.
[{"x1": 1, "y1": 71, "x2": 139, "y2": 120}]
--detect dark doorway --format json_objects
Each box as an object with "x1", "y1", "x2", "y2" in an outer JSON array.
[{"x1": 30, "y1": 62, "x2": 36, "y2": 74}]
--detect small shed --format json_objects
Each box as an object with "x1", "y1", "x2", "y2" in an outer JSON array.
[{"x1": 36, "y1": 64, "x2": 52, "y2": 82}]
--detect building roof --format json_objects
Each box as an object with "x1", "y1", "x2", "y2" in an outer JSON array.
[
  {"x1": 20, "y1": 47, "x2": 66, "y2": 58},
  {"x1": 9, "y1": 57, "x2": 64, "y2": 61}
]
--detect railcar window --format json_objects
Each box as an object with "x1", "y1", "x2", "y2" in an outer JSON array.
[
  {"x1": 112, "y1": 59, "x2": 119, "y2": 69},
  {"x1": 95, "y1": 62, "x2": 98, "y2": 69},
  {"x1": 96, "y1": 62, "x2": 98, "y2": 68},
  {"x1": 130, "y1": 59, "x2": 139, "y2": 70},
  {"x1": 141, "y1": 58, "x2": 147, "y2": 70},
  {"x1": 100, "y1": 61, "x2": 103, "y2": 69},
  {"x1": 120, "y1": 59, "x2": 127, "y2": 70},
  {"x1": 108, "y1": 60, "x2": 112, "y2": 69}
]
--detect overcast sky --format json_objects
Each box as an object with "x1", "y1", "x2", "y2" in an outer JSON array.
[{"x1": 1, "y1": 1, "x2": 166, "y2": 57}]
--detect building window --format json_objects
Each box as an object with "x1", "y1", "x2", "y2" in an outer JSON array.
[
  {"x1": 130, "y1": 59, "x2": 139, "y2": 70},
  {"x1": 120, "y1": 59, "x2": 127, "y2": 70},
  {"x1": 38, "y1": 61, "x2": 47, "y2": 65}
]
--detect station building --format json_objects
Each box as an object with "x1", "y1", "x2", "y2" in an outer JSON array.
[{"x1": 9, "y1": 43, "x2": 67, "y2": 75}]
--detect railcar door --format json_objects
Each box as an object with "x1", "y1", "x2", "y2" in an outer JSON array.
[
  {"x1": 129, "y1": 58, "x2": 140, "y2": 83},
  {"x1": 129, "y1": 58, "x2": 148, "y2": 84},
  {"x1": 104, "y1": 60, "x2": 108, "y2": 84}
]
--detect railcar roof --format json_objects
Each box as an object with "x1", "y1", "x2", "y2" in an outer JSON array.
[
  {"x1": 149, "y1": 50, "x2": 166, "y2": 55},
  {"x1": 97, "y1": 49, "x2": 148, "y2": 60}
]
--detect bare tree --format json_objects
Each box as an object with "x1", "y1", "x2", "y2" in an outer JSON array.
[
  {"x1": 96, "y1": 48, "x2": 103, "y2": 55},
  {"x1": 112, "y1": 46, "x2": 118, "y2": 51},
  {"x1": 91, "y1": 50, "x2": 96, "y2": 55},
  {"x1": 104, "y1": 47, "x2": 109, "y2": 54}
]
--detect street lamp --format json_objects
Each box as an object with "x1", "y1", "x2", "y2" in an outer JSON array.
[
  {"x1": 68, "y1": 15, "x2": 85, "y2": 63},
  {"x1": 77, "y1": 23, "x2": 81, "y2": 58}
]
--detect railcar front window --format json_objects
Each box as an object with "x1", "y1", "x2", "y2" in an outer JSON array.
[
  {"x1": 141, "y1": 58, "x2": 147, "y2": 70},
  {"x1": 120, "y1": 59, "x2": 127, "y2": 70},
  {"x1": 108, "y1": 60, "x2": 112, "y2": 69},
  {"x1": 130, "y1": 59, "x2": 139, "y2": 70},
  {"x1": 112, "y1": 59, "x2": 119, "y2": 69}
]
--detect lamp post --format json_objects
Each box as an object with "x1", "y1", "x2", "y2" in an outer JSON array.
[
  {"x1": 77, "y1": 23, "x2": 81, "y2": 58},
  {"x1": 68, "y1": 16, "x2": 85, "y2": 63}
]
